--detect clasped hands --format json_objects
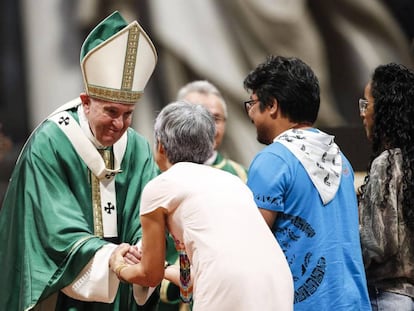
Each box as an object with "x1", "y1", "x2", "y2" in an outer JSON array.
[
  {"x1": 109, "y1": 242, "x2": 181, "y2": 286},
  {"x1": 109, "y1": 243, "x2": 140, "y2": 282}
]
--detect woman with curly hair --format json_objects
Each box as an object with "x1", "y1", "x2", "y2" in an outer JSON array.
[{"x1": 359, "y1": 62, "x2": 414, "y2": 310}]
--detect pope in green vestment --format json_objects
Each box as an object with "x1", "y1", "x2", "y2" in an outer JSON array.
[
  {"x1": 0, "y1": 104, "x2": 158, "y2": 310},
  {"x1": 0, "y1": 11, "x2": 160, "y2": 311}
]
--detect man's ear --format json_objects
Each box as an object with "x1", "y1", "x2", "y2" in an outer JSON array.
[
  {"x1": 80, "y1": 93, "x2": 90, "y2": 111},
  {"x1": 269, "y1": 98, "x2": 279, "y2": 118}
]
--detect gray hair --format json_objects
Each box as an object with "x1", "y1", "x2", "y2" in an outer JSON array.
[
  {"x1": 176, "y1": 80, "x2": 228, "y2": 118},
  {"x1": 154, "y1": 101, "x2": 215, "y2": 164}
]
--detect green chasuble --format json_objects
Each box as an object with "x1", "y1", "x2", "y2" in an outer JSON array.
[{"x1": 0, "y1": 104, "x2": 159, "y2": 311}]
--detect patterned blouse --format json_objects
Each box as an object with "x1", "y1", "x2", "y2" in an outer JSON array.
[{"x1": 359, "y1": 148, "x2": 414, "y2": 298}]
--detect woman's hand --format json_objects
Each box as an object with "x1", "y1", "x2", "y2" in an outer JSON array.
[
  {"x1": 109, "y1": 243, "x2": 131, "y2": 280},
  {"x1": 124, "y1": 244, "x2": 142, "y2": 264}
]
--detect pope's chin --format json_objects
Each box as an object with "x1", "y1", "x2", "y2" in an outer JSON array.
[{"x1": 99, "y1": 135, "x2": 121, "y2": 147}]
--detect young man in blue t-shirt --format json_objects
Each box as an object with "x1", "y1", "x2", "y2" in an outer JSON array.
[{"x1": 243, "y1": 55, "x2": 372, "y2": 311}]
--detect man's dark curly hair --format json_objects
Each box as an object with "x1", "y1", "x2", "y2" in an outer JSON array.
[
  {"x1": 243, "y1": 55, "x2": 320, "y2": 124},
  {"x1": 361, "y1": 63, "x2": 414, "y2": 232}
]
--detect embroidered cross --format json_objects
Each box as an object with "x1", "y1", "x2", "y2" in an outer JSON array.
[
  {"x1": 58, "y1": 116, "x2": 70, "y2": 126},
  {"x1": 104, "y1": 202, "x2": 115, "y2": 214}
]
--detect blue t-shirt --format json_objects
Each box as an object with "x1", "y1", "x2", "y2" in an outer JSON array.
[{"x1": 247, "y1": 141, "x2": 371, "y2": 311}]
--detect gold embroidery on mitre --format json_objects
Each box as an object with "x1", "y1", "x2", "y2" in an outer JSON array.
[
  {"x1": 122, "y1": 24, "x2": 139, "y2": 91},
  {"x1": 91, "y1": 149, "x2": 113, "y2": 237},
  {"x1": 87, "y1": 85, "x2": 142, "y2": 104}
]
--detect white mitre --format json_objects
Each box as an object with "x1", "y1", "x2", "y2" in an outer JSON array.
[{"x1": 80, "y1": 11, "x2": 157, "y2": 104}]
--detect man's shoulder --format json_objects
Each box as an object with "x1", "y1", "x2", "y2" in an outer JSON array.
[{"x1": 255, "y1": 143, "x2": 298, "y2": 163}]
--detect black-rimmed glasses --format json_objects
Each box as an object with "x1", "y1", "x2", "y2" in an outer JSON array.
[
  {"x1": 358, "y1": 98, "x2": 369, "y2": 115},
  {"x1": 244, "y1": 99, "x2": 259, "y2": 114}
]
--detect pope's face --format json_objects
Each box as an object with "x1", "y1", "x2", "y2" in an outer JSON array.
[{"x1": 81, "y1": 94, "x2": 135, "y2": 146}]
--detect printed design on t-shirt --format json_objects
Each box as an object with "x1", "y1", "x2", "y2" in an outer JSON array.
[
  {"x1": 276, "y1": 213, "x2": 326, "y2": 304},
  {"x1": 254, "y1": 193, "x2": 283, "y2": 207},
  {"x1": 295, "y1": 257, "x2": 326, "y2": 303}
]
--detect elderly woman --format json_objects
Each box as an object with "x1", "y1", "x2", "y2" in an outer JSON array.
[
  {"x1": 358, "y1": 63, "x2": 414, "y2": 311},
  {"x1": 109, "y1": 101, "x2": 293, "y2": 311}
]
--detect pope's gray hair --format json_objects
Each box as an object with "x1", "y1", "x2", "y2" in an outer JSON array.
[{"x1": 154, "y1": 101, "x2": 215, "y2": 164}]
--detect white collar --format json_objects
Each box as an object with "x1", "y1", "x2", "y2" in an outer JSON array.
[{"x1": 78, "y1": 104, "x2": 105, "y2": 149}]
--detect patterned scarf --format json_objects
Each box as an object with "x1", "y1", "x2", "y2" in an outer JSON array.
[{"x1": 275, "y1": 128, "x2": 342, "y2": 205}]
